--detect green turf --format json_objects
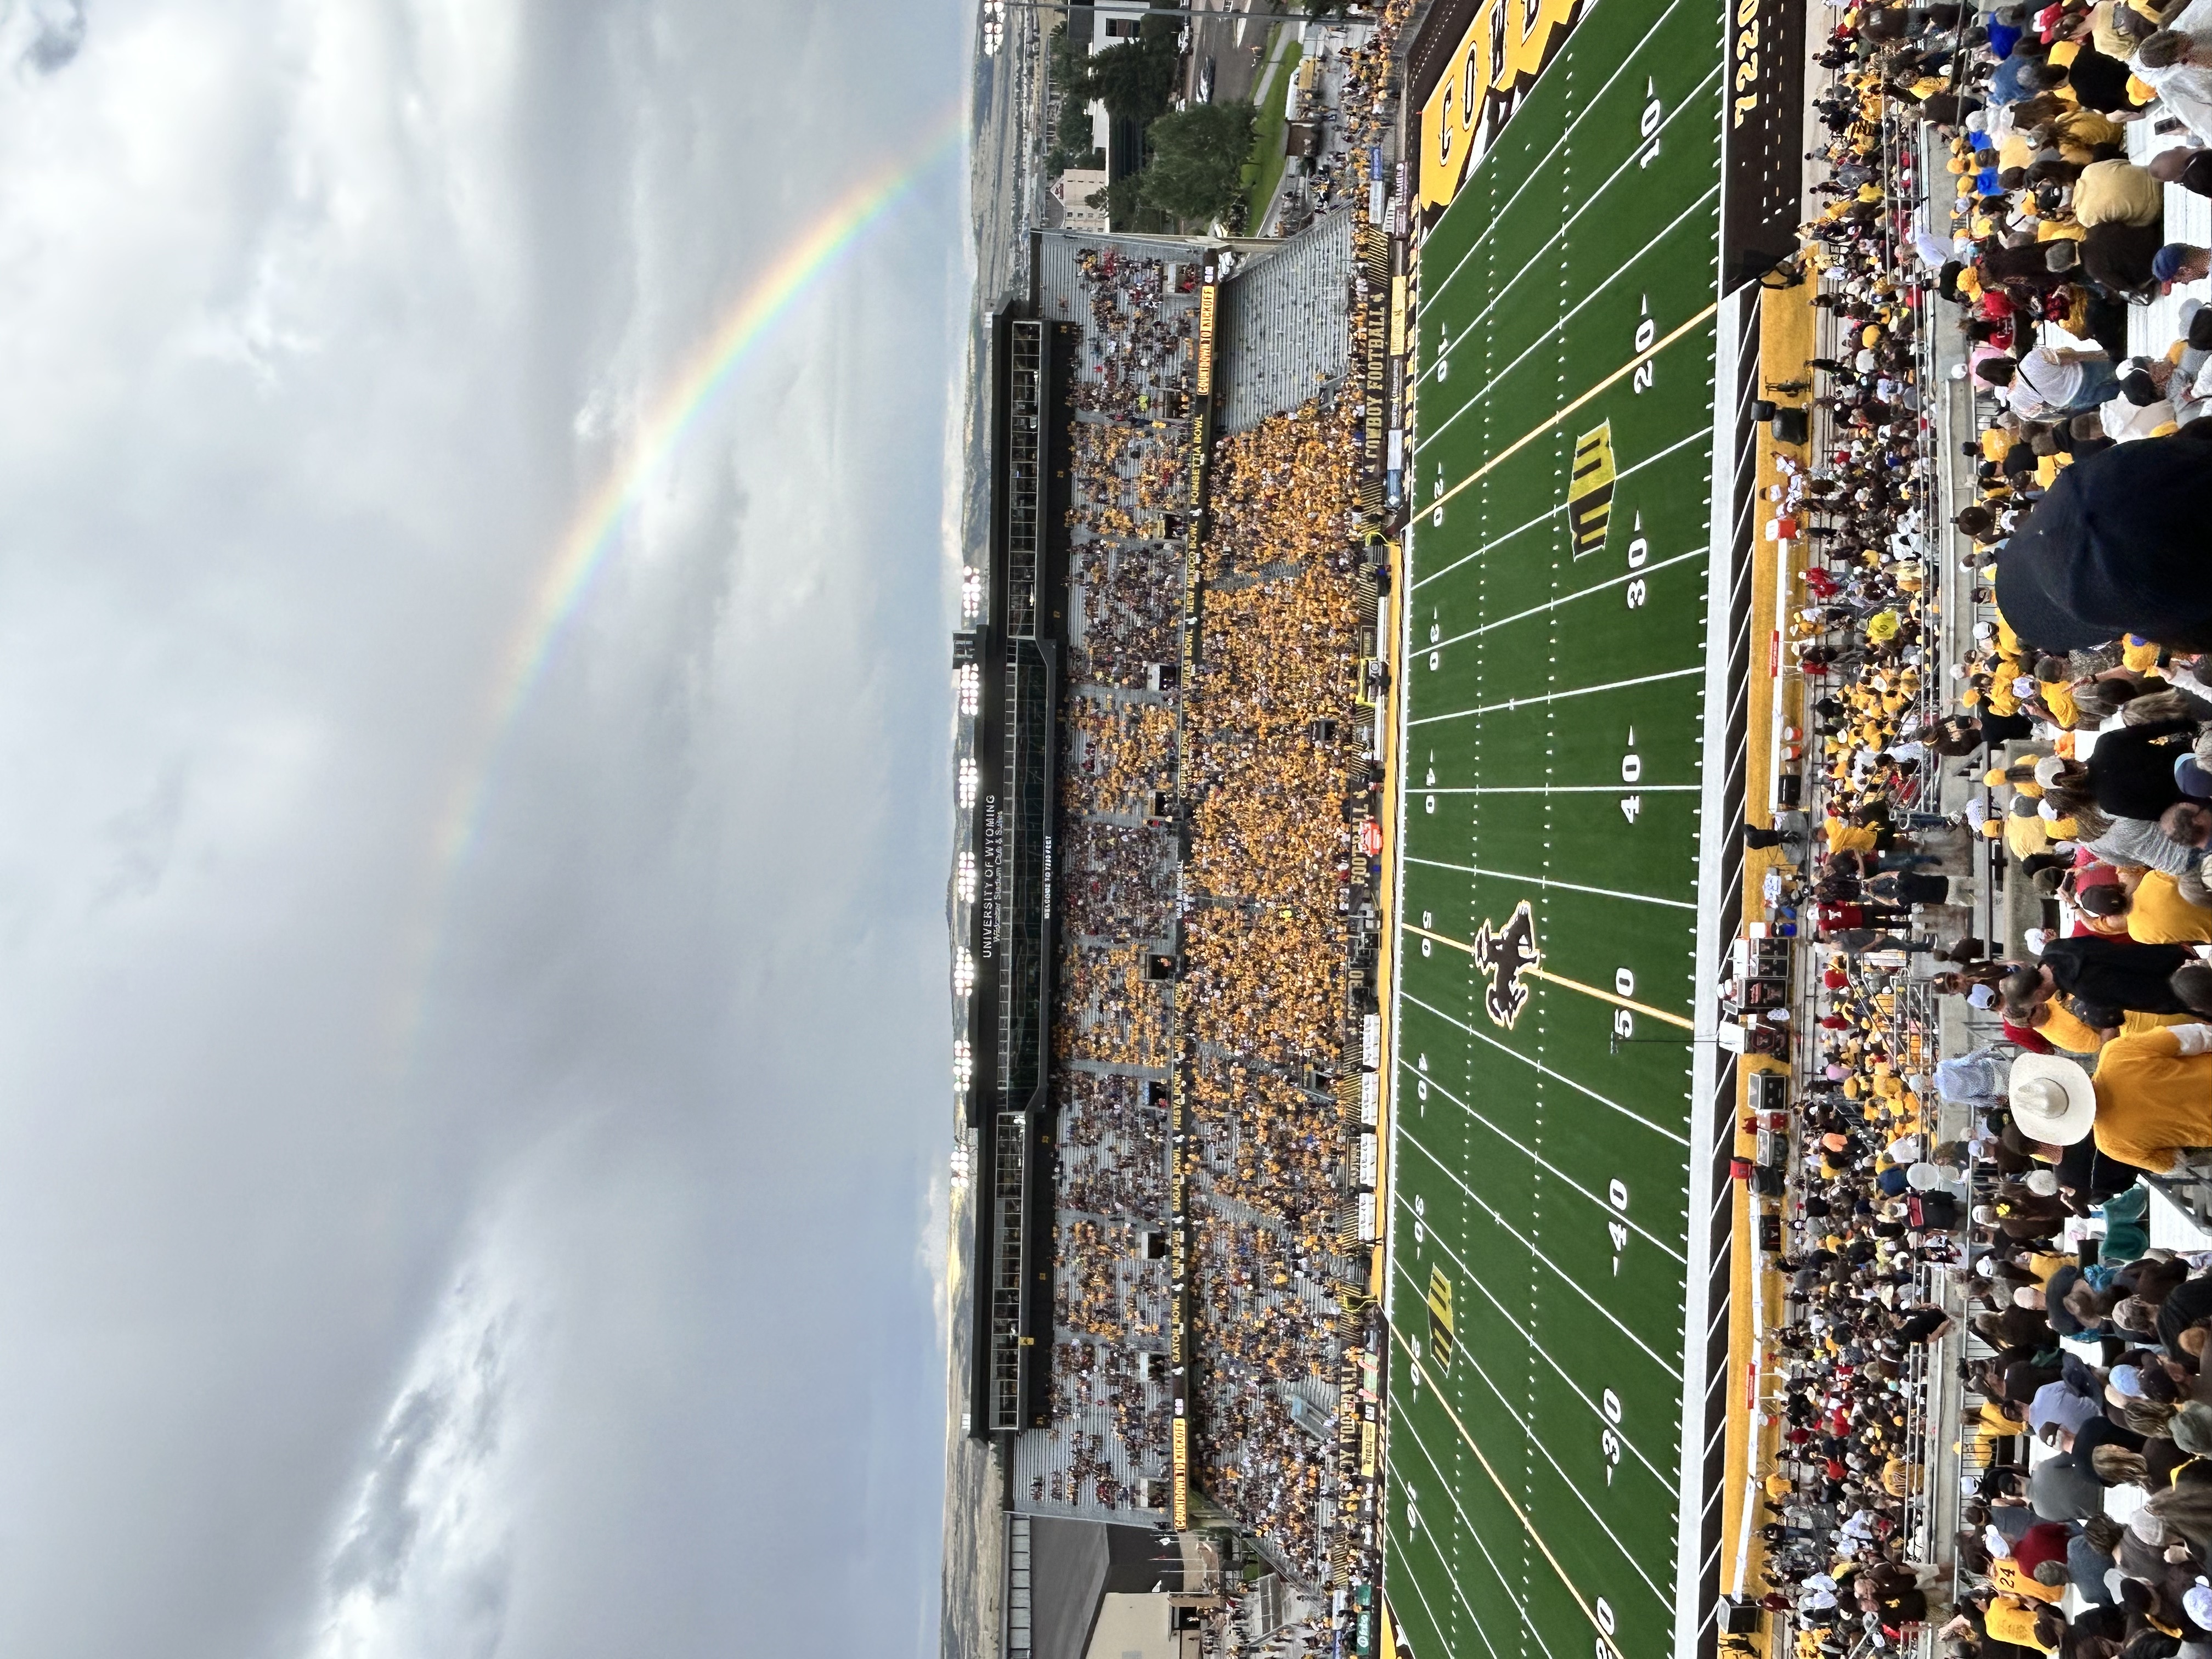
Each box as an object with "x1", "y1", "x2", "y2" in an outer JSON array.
[{"x1": 1384, "y1": 2, "x2": 1728, "y2": 1656}]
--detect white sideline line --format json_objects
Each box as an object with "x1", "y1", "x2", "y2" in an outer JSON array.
[
  {"x1": 1409, "y1": 664, "x2": 1703, "y2": 726},
  {"x1": 1412, "y1": 429, "x2": 1709, "y2": 590},
  {"x1": 1421, "y1": 0, "x2": 1693, "y2": 312},
  {"x1": 1401, "y1": 1212, "x2": 1675, "y2": 1491},
  {"x1": 1405, "y1": 855, "x2": 1698, "y2": 911},
  {"x1": 1424, "y1": 545, "x2": 1706, "y2": 648},
  {"x1": 1400, "y1": 989, "x2": 1690, "y2": 1146},
  {"x1": 1404, "y1": 1060, "x2": 1688, "y2": 1264},
  {"x1": 1398, "y1": 1127, "x2": 1683, "y2": 1379},
  {"x1": 1421, "y1": 182, "x2": 1723, "y2": 445}
]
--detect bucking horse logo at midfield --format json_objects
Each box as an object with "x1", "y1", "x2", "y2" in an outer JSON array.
[{"x1": 1471, "y1": 900, "x2": 1541, "y2": 1030}]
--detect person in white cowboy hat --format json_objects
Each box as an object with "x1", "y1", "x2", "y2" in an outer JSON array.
[{"x1": 2010, "y1": 1027, "x2": 2212, "y2": 1175}]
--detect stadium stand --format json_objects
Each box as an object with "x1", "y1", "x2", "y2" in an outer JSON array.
[
  {"x1": 959, "y1": 5, "x2": 1416, "y2": 1646},
  {"x1": 1219, "y1": 212, "x2": 1354, "y2": 434},
  {"x1": 996, "y1": 221, "x2": 1384, "y2": 1587}
]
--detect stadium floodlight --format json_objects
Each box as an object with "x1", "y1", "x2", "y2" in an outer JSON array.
[
  {"x1": 952, "y1": 1037, "x2": 973, "y2": 1091},
  {"x1": 962, "y1": 568, "x2": 983, "y2": 622},
  {"x1": 958, "y1": 758, "x2": 979, "y2": 810},
  {"x1": 957, "y1": 662, "x2": 980, "y2": 716},
  {"x1": 958, "y1": 851, "x2": 978, "y2": 902},
  {"x1": 954, "y1": 948, "x2": 976, "y2": 997}
]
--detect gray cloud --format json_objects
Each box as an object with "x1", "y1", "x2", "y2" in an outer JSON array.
[
  {"x1": 326, "y1": 1382, "x2": 457, "y2": 1601},
  {"x1": 0, "y1": 1, "x2": 962, "y2": 1655},
  {"x1": 95, "y1": 763, "x2": 185, "y2": 905},
  {"x1": 21, "y1": 0, "x2": 86, "y2": 73}
]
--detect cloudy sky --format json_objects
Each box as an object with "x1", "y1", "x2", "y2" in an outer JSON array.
[{"x1": 0, "y1": 2, "x2": 963, "y2": 1654}]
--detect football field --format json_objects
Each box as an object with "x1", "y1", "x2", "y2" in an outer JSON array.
[{"x1": 1384, "y1": 2, "x2": 1733, "y2": 1657}]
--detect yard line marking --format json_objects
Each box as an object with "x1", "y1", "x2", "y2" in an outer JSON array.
[
  {"x1": 1426, "y1": 545, "x2": 1706, "y2": 647},
  {"x1": 1406, "y1": 856, "x2": 1699, "y2": 911},
  {"x1": 1410, "y1": 664, "x2": 1703, "y2": 725},
  {"x1": 1400, "y1": 990, "x2": 1690, "y2": 1145},
  {"x1": 1421, "y1": 0, "x2": 1694, "y2": 309},
  {"x1": 1388, "y1": 1421, "x2": 1561, "y2": 1659},
  {"x1": 1409, "y1": 664, "x2": 1702, "y2": 726},
  {"x1": 1422, "y1": 304, "x2": 1720, "y2": 526},
  {"x1": 1426, "y1": 785, "x2": 1699, "y2": 796},
  {"x1": 1394, "y1": 1192, "x2": 1675, "y2": 1488},
  {"x1": 1413, "y1": 430, "x2": 1709, "y2": 591},
  {"x1": 1404, "y1": 1060, "x2": 1689, "y2": 1263},
  {"x1": 1382, "y1": 1443, "x2": 1512, "y2": 1659},
  {"x1": 1390, "y1": 1398, "x2": 1564, "y2": 1659},
  {"x1": 1531, "y1": 966, "x2": 1699, "y2": 1031},
  {"x1": 1397, "y1": 1126, "x2": 1684, "y2": 1378},
  {"x1": 1392, "y1": 1321, "x2": 1640, "y2": 1658},
  {"x1": 1421, "y1": 182, "x2": 1723, "y2": 443}
]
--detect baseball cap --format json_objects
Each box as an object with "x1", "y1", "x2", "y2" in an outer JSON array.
[{"x1": 2155, "y1": 242, "x2": 2198, "y2": 292}]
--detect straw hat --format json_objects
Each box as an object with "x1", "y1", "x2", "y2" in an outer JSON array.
[{"x1": 2008, "y1": 1053, "x2": 2096, "y2": 1146}]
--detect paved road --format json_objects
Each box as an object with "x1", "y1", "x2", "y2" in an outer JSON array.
[{"x1": 1184, "y1": 0, "x2": 1270, "y2": 109}]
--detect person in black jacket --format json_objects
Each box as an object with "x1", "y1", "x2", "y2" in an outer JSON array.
[
  {"x1": 2002, "y1": 937, "x2": 2198, "y2": 1030},
  {"x1": 2085, "y1": 717, "x2": 2203, "y2": 822},
  {"x1": 2159, "y1": 1272, "x2": 2212, "y2": 1358}
]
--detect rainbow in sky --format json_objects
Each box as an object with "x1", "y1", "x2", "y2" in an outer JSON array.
[
  {"x1": 393, "y1": 108, "x2": 965, "y2": 1049},
  {"x1": 433, "y1": 105, "x2": 966, "y2": 876}
]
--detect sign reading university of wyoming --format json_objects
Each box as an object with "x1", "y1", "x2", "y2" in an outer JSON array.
[{"x1": 1407, "y1": 0, "x2": 1592, "y2": 212}]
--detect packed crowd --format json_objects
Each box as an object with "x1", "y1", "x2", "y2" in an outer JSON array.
[
  {"x1": 1066, "y1": 248, "x2": 1197, "y2": 421},
  {"x1": 1175, "y1": 391, "x2": 1381, "y2": 1586},
  {"x1": 1036, "y1": 226, "x2": 1377, "y2": 1575},
  {"x1": 1744, "y1": 1, "x2": 2212, "y2": 1649},
  {"x1": 1057, "y1": 817, "x2": 1176, "y2": 946}
]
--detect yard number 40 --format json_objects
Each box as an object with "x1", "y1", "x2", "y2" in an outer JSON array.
[{"x1": 1620, "y1": 724, "x2": 1641, "y2": 823}]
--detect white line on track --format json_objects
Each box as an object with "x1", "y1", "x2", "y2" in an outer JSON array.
[
  {"x1": 1397, "y1": 1124, "x2": 1683, "y2": 1379},
  {"x1": 1420, "y1": 182, "x2": 1722, "y2": 444},
  {"x1": 1409, "y1": 665, "x2": 1702, "y2": 727},
  {"x1": 1419, "y1": 0, "x2": 1692, "y2": 313},
  {"x1": 1404, "y1": 856, "x2": 1699, "y2": 911},
  {"x1": 1400, "y1": 989, "x2": 1690, "y2": 1146},
  {"x1": 1402, "y1": 1060, "x2": 1688, "y2": 1263},
  {"x1": 1424, "y1": 545, "x2": 1706, "y2": 649},
  {"x1": 1412, "y1": 430, "x2": 1709, "y2": 591}
]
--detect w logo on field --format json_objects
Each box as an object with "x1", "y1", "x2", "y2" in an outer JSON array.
[
  {"x1": 1471, "y1": 899, "x2": 1542, "y2": 1029},
  {"x1": 1567, "y1": 421, "x2": 1616, "y2": 557}
]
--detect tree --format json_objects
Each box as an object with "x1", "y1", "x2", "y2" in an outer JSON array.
[
  {"x1": 1047, "y1": 142, "x2": 1107, "y2": 179},
  {"x1": 1075, "y1": 16, "x2": 1184, "y2": 123},
  {"x1": 1137, "y1": 101, "x2": 1257, "y2": 223}
]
